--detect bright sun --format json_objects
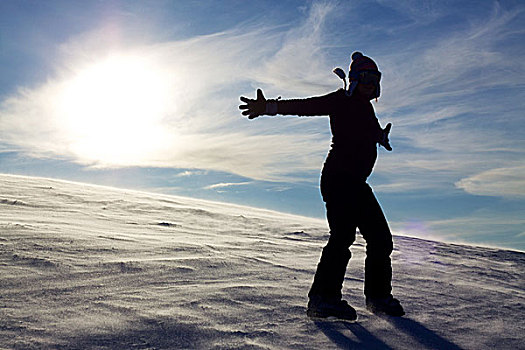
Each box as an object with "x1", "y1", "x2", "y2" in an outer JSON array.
[{"x1": 58, "y1": 54, "x2": 172, "y2": 165}]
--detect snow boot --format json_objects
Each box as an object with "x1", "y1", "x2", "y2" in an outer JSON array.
[
  {"x1": 307, "y1": 296, "x2": 357, "y2": 321},
  {"x1": 366, "y1": 295, "x2": 405, "y2": 316}
]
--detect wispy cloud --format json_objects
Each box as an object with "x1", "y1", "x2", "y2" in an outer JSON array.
[
  {"x1": 175, "y1": 170, "x2": 207, "y2": 177},
  {"x1": 204, "y1": 182, "x2": 253, "y2": 190},
  {"x1": 455, "y1": 166, "x2": 525, "y2": 198},
  {"x1": 250, "y1": 1, "x2": 337, "y2": 96}
]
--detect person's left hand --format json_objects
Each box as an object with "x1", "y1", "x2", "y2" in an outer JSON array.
[{"x1": 379, "y1": 123, "x2": 392, "y2": 151}]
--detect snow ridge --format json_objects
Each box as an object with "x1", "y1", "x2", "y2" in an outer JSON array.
[{"x1": 1, "y1": 174, "x2": 523, "y2": 349}]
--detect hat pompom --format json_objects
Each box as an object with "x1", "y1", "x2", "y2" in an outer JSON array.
[{"x1": 351, "y1": 52, "x2": 363, "y2": 60}]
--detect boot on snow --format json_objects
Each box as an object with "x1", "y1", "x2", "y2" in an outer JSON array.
[
  {"x1": 366, "y1": 295, "x2": 405, "y2": 316},
  {"x1": 307, "y1": 296, "x2": 357, "y2": 321}
]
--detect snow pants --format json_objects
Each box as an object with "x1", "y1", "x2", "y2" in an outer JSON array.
[{"x1": 308, "y1": 172, "x2": 393, "y2": 300}]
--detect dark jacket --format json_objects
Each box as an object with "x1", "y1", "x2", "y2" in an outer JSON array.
[{"x1": 276, "y1": 89, "x2": 383, "y2": 183}]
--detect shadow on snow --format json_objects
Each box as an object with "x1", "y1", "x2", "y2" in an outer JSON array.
[{"x1": 315, "y1": 316, "x2": 463, "y2": 350}]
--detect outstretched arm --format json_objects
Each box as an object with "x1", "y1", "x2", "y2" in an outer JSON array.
[{"x1": 239, "y1": 88, "x2": 337, "y2": 119}]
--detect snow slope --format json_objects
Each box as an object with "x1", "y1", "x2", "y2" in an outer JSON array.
[{"x1": 1, "y1": 174, "x2": 524, "y2": 349}]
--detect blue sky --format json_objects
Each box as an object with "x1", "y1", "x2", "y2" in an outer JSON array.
[{"x1": 1, "y1": 0, "x2": 524, "y2": 251}]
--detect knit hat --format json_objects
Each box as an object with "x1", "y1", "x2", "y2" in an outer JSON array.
[
  {"x1": 347, "y1": 51, "x2": 381, "y2": 99},
  {"x1": 348, "y1": 52, "x2": 379, "y2": 80}
]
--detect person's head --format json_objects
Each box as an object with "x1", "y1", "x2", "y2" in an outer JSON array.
[{"x1": 348, "y1": 52, "x2": 381, "y2": 100}]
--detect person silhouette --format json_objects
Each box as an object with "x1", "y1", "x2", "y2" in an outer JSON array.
[{"x1": 239, "y1": 52, "x2": 404, "y2": 319}]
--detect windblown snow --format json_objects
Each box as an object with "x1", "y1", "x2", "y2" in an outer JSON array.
[{"x1": 1, "y1": 174, "x2": 524, "y2": 349}]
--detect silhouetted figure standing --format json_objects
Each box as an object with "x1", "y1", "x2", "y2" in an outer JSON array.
[{"x1": 239, "y1": 52, "x2": 404, "y2": 320}]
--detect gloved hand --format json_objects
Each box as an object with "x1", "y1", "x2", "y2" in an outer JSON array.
[
  {"x1": 378, "y1": 123, "x2": 392, "y2": 151},
  {"x1": 239, "y1": 89, "x2": 275, "y2": 119}
]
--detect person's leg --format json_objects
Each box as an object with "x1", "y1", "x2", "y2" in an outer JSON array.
[
  {"x1": 307, "y1": 197, "x2": 359, "y2": 320},
  {"x1": 308, "y1": 200, "x2": 356, "y2": 300},
  {"x1": 356, "y1": 183, "x2": 393, "y2": 298}
]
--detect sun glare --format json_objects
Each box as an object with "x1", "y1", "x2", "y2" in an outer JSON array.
[{"x1": 58, "y1": 54, "x2": 172, "y2": 165}]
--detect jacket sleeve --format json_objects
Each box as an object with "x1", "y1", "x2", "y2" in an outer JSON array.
[{"x1": 275, "y1": 90, "x2": 341, "y2": 117}]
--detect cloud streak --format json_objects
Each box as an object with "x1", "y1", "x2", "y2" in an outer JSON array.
[
  {"x1": 204, "y1": 182, "x2": 253, "y2": 190},
  {"x1": 455, "y1": 166, "x2": 525, "y2": 198}
]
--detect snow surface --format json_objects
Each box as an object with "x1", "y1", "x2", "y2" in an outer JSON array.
[{"x1": 1, "y1": 174, "x2": 524, "y2": 349}]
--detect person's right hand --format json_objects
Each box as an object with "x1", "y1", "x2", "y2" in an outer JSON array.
[{"x1": 239, "y1": 89, "x2": 267, "y2": 119}]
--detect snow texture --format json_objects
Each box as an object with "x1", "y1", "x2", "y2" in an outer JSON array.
[{"x1": 1, "y1": 174, "x2": 524, "y2": 349}]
